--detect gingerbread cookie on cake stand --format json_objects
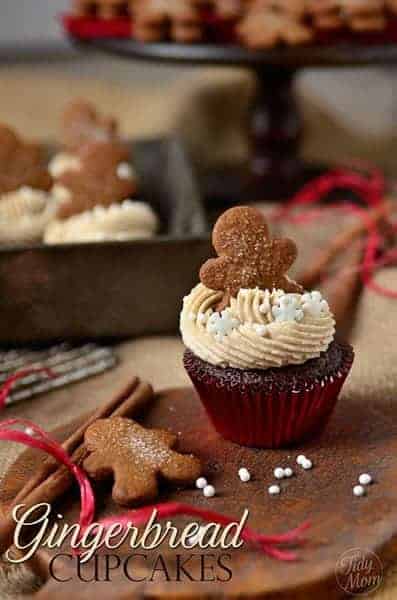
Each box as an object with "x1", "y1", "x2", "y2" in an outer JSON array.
[{"x1": 63, "y1": 3, "x2": 397, "y2": 203}]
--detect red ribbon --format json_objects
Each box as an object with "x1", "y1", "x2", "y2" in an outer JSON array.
[
  {"x1": 270, "y1": 167, "x2": 397, "y2": 298},
  {"x1": 0, "y1": 368, "x2": 54, "y2": 410},
  {"x1": 0, "y1": 371, "x2": 309, "y2": 562},
  {"x1": 0, "y1": 418, "x2": 95, "y2": 531},
  {"x1": 94, "y1": 502, "x2": 310, "y2": 561}
]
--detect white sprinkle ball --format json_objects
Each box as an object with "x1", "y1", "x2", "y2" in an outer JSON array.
[
  {"x1": 274, "y1": 467, "x2": 285, "y2": 479},
  {"x1": 296, "y1": 454, "x2": 306, "y2": 465},
  {"x1": 203, "y1": 485, "x2": 216, "y2": 498},
  {"x1": 302, "y1": 459, "x2": 313, "y2": 470},
  {"x1": 353, "y1": 485, "x2": 366, "y2": 497},
  {"x1": 284, "y1": 467, "x2": 294, "y2": 478},
  {"x1": 268, "y1": 485, "x2": 281, "y2": 496},
  {"x1": 117, "y1": 162, "x2": 134, "y2": 180},
  {"x1": 238, "y1": 468, "x2": 251, "y2": 482},
  {"x1": 24, "y1": 427, "x2": 35, "y2": 436},
  {"x1": 196, "y1": 477, "x2": 207, "y2": 489},
  {"x1": 359, "y1": 473, "x2": 372, "y2": 486}
]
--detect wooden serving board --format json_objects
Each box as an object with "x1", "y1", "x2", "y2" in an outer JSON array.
[{"x1": 2, "y1": 387, "x2": 397, "y2": 599}]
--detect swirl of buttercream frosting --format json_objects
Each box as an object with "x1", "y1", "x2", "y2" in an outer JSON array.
[
  {"x1": 44, "y1": 199, "x2": 158, "y2": 244},
  {"x1": 0, "y1": 186, "x2": 57, "y2": 243},
  {"x1": 180, "y1": 283, "x2": 335, "y2": 370}
]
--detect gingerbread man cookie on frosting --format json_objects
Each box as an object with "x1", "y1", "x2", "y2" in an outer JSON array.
[
  {"x1": 0, "y1": 125, "x2": 52, "y2": 196},
  {"x1": 55, "y1": 140, "x2": 137, "y2": 219},
  {"x1": 200, "y1": 206, "x2": 302, "y2": 310}
]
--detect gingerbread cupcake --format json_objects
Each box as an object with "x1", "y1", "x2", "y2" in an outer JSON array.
[
  {"x1": 181, "y1": 206, "x2": 354, "y2": 448},
  {"x1": 45, "y1": 140, "x2": 157, "y2": 243}
]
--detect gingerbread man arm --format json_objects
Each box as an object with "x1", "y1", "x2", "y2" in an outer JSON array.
[
  {"x1": 271, "y1": 238, "x2": 303, "y2": 293},
  {"x1": 112, "y1": 462, "x2": 158, "y2": 506},
  {"x1": 160, "y1": 451, "x2": 202, "y2": 484},
  {"x1": 83, "y1": 451, "x2": 114, "y2": 481},
  {"x1": 199, "y1": 256, "x2": 230, "y2": 292}
]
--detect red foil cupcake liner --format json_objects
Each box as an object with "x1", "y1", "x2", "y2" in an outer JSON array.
[{"x1": 184, "y1": 344, "x2": 354, "y2": 448}]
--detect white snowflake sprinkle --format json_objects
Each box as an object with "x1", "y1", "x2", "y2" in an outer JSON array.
[
  {"x1": 302, "y1": 291, "x2": 329, "y2": 317},
  {"x1": 207, "y1": 309, "x2": 240, "y2": 341},
  {"x1": 272, "y1": 295, "x2": 304, "y2": 323}
]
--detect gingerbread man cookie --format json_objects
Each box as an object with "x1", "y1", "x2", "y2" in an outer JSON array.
[
  {"x1": 56, "y1": 140, "x2": 136, "y2": 219},
  {"x1": 0, "y1": 125, "x2": 52, "y2": 196},
  {"x1": 61, "y1": 100, "x2": 119, "y2": 153},
  {"x1": 73, "y1": 0, "x2": 130, "y2": 19},
  {"x1": 238, "y1": 7, "x2": 312, "y2": 48},
  {"x1": 200, "y1": 206, "x2": 302, "y2": 309},
  {"x1": 214, "y1": 0, "x2": 247, "y2": 18},
  {"x1": 250, "y1": 0, "x2": 307, "y2": 17},
  {"x1": 84, "y1": 417, "x2": 202, "y2": 506},
  {"x1": 133, "y1": 0, "x2": 206, "y2": 43},
  {"x1": 307, "y1": 0, "x2": 344, "y2": 29},
  {"x1": 339, "y1": 0, "x2": 386, "y2": 31}
]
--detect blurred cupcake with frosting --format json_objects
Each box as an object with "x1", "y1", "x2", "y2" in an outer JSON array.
[
  {"x1": 45, "y1": 140, "x2": 157, "y2": 244},
  {"x1": 0, "y1": 124, "x2": 56, "y2": 244}
]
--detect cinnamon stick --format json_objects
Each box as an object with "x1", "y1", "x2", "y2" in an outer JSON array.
[
  {"x1": 324, "y1": 240, "x2": 363, "y2": 338},
  {"x1": 298, "y1": 201, "x2": 391, "y2": 289},
  {"x1": 0, "y1": 378, "x2": 154, "y2": 555},
  {"x1": 13, "y1": 377, "x2": 140, "y2": 506}
]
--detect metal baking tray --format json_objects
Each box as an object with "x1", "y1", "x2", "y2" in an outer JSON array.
[{"x1": 0, "y1": 138, "x2": 211, "y2": 345}]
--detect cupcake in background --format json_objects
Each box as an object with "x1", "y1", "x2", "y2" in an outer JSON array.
[
  {"x1": 181, "y1": 206, "x2": 354, "y2": 448},
  {"x1": 0, "y1": 125, "x2": 57, "y2": 244},
  {"x1": 45, "y1": 140, "x2": 157, "y2": 243}
]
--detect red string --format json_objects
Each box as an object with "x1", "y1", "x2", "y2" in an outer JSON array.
[
  {"x1": 270, "y1": 167, "x2": 397, "y2": 298},
  {"x1": 0, "y1": 368, "x2": 54, "y2": 410},
  {"x1": 94, "y1": 502, "x2": 310, "y2": 561},
  {"x1": 0, "y1": 369, "x2": 310, "y2": 562},
  {"x1": 0, "y1": 417, "x2": 95, "y2": 531}
]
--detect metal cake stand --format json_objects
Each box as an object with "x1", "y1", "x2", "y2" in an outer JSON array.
[{"x1": 70, "y1": 36, "x2": 397, "y2": 200}]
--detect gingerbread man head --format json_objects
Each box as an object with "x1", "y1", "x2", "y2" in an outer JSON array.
[
  {"x1": 61, "y1": 100, "x2": 118, "y2": 153},
  {"x1": 0, "y1": 125, "x2": 52, "y2": 195},
  {"x1": 200, "y1": 206, "x2": 302, "y2": 309}
]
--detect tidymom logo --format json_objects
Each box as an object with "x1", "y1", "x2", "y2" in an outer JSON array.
[{"x1": 335, "y1": 548, "x2": 383, "y2": 596}]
